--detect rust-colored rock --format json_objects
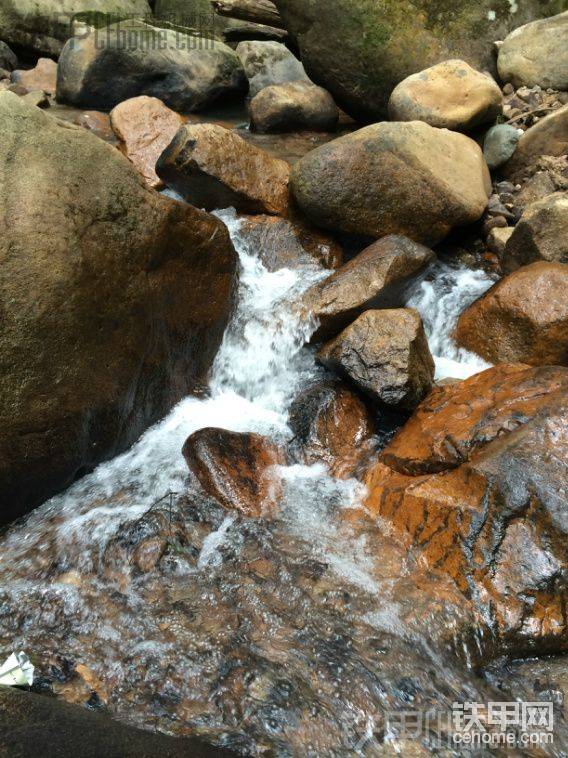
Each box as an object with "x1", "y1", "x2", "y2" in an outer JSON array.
[
  {"x1": 156, "y1": 123, "x2": 291, "y2": 215},
  {"x1": 239, "y1": 213, "x2": 342, "y2": 270},
  {"x1": 502, "y1": 193, "x2": 568, "y2": 272},
  {"x1": 455, "y1": 262, "x2": 568, "y2": 366},
  {"x1": 317, "y1": 309, "x2": 435, "y2": 411},
  {"x1": 11, "y1": 57, "x2": 57, "y2": 94},
  {"x1": 73, "y1": 111, "x2": 116, "y2": 143},
  {"x1": 183, "y1": 428, "x2": 285, "y2": 517},
  {"x1": 110, "y1": 96, "x2": 185, "y2": 189},
  {"x1": 305, "y1": 235, "x2": 435, "y2": 342},
  {"x1": 288, "y1": 380, "x2": 376, "y2": 478}
]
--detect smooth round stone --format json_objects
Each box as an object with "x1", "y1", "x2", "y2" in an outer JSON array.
[{"x1": 483, "y1": 124, "x2": 523, "y2": 170}]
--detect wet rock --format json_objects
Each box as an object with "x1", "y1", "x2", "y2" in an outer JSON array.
[
  {"x1": 502, "y1": 104, "x2": 568, "y2": 181},
  {"x1": 288, "y1": 380, "x2": 376, "y2": 477},
  {"x1": 305, "y1": 235, "x2": 435, "y2": 342},
  {"x1": 235, "y1": 40, "x2": 309, "y2": 97},
  {"x1": 182, "y1": 428, "x2": 285, "y2": 517},
  {"x1": 483, "y1": 124, "x2": 523, "y2": 170},
  {"x1": 455, "y1": 262, "x2": 568, "y2": 366},
  {"x1": 156, "y1": 123, "x2": 291, "y2": 215},
  {"x1": 0, "y1": 40, "x2": 17, "y2": 71},
  {"x1": 498, "y1": 11, "x2": 568, "y2": 90},
  {"x1": 0, "y1": 92, "x2": 238, "y2": 522},
  {"x1": 317, "y1": 309, "x2": 435, "y2": 411},
  {"x1": 249, "y1": 81, "x2": 338, "y2": 133},
  {"x1": 56, "y1": 20, "x2": 247, "y2": 112},
  {"x1": 73, "y1": 111, "x2": 116, "y2": 142},
  {"x1": 291, "y1": 121, "x2": 490, "y2": 245},
  {"x1": 239, "y1": 214, "x2": 342, "y2": 270},
  {"x1": 389, "y1": 60, "x2": 502, "y2": 132},
  {"x1": 502, "y1": 193, "x2": 568, "y2": 271},
  {"x1": 110, "y1": 96, "x2": 185, "y2": 189},
  {"x1": 11, "y1": 57, "x2": 57, "y2": 95},
  {"x1": 365, "y1": 364, "x2": 568, "y2": 654},
  {"x1": 487, "y1": 225, "x2": 513, "y2": 256}
]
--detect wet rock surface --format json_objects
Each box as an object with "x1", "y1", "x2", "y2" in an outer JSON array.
[{"x1": 249, "y1": 81, "x2": 338, "y2": 133}]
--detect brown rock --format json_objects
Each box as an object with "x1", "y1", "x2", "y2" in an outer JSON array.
[
  {"x1": 249, "y1": 81, "x2": 339, "y2": 133},
  {"x1": 502, "y1": 104, "x2": 568, "y2": 181},
  {"x1": 455, "y1": 262, "x2": 568, "y2": 366},
  {"x1": 157, "y1": 123, "x2": 291, "y2": 215},
  {"x1": 288, "y1": 380, "x2": 376, "y2": 478},
  {"x1": 502, "y1": 193, "x2": 568, "y2": 272},
  {"x1": 11, "y1": 57, "x2": 57, "y2": 94},
  {"x1": 305, "y1": 235, "x2": 435, "y2": 342},
  {"x1": 182, "y1": 428, "x2": 285, "y2": 517},
  {"x1": 388, "y1": 60, "x2": 502, "y2": 132},
  {"x1": 487, "y1": 225, "x2": 513, "y2": 256},
  {"x1": 110, "y1": 96, "x2": 185, "y2": 189},
  {"x1": 317, "y1": 309, "x2": 435, "y2": 411},
  {"x1": 73, "y1": 111, "x2": 116, "y2": 143},
  {"x1": 239, "y1": 214, "x2": 342, "y2": 270}
]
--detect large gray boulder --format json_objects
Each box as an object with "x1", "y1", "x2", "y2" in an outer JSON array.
[
  {"x1": 0, "y1": 92, "x2": 238, "y2": 522},
  {"x1": 0, "y1": 0, "x2": 151, "y2": 56},
  {"x1": 57, "y1": 19, "x2": 247, "y2": 111},
  {"x1": 236, "y1": 40, "x2": 309, "y2": 97},
  {"x1": 498, "y1": 11, "x2": 568, "y2": 90},
  {"x1": 273, "y1": 0, "x2": 562, "y2": 122},
  {"x1": 249, "y1": 81, "x2": 338, "y2": 133}
]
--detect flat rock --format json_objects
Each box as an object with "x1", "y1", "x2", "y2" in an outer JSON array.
[
  {"x1": 250, "y1": 81, "x2": 338, "y2": 133},
  {"x1": 389, "y1": 59, "x2": 502, "y2": 132},
  {"x1": 502, "y1": 192, "x2": 568, "y2": 271},
  {"x1": 305, "y1": 234, "x2": 435, "y2": 341},
  {"x1": 317, "y1": 308, "x2": 435, "y2": 411},
  {"x1": 157, "y1": 123, "x2": 291, "y2": 215},
  {"x1": 455, "y1": 261, "x2": 568, "y2": 366},
  {"x1": 110, "y1": 95, "x2": 185, "y2": 188},
  {"x1": 291, "y1": 121, "x2": 491, "y2": 245},
  {"x1": 236, "y1": 40, "x2": 309, "y2": 97}
]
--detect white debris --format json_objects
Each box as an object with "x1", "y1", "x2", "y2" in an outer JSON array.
[{"x1": 0, "y1": 651, "x2": 34, "y2": 687}]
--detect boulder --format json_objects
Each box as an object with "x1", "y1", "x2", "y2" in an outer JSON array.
[
  {"x1": 455, "y1": 262, "x2": 568, "y2": 366},
  {"x1": 239, "y1": 214, "x2": 342, "y2": 270},
  {"x1": 0, "y1": 92, "x2": 237, "y2": 522},
  {"x1": 249, "y1": 81, "x2": 338, "y2": 133},
  {"x1": 21, "y1": 89, "x2": 50, "y2": 108},
  {"x1": 0, "y1": 40, "x2": 17, "y2": 70},
  {"x1": 236, "y1": 40, "x2": 309, "y2": 97},
  {"x1": 288, "y1": 380, "x2": 376, "y2": 478},
  {"x1": 502, "y1": 104, "x2": 568, "y2": 181},
  {"x1": 74, "y1": 110, "x2": 116, "y2": 142},
  {"x1": 182, "y1": 428, "x2": 285, "y2": 517},
  {"x1": 11, "y1": 57, "x2": 57, "y2": 95},
  {"x1": 304, "y1": 234, "x2": 435, "y2": 342},
  {"x1": 56, "y1": 20, "x2": 247, "y2": 112},
  {"x1": 291, "y1": 121, "x2": 491, "y2": 245},
  {"x1": 273, "y1": 0, "x2": 561, "y2": 122},
  {"x1": 365, "y1": 364, "x2": 568, "y2": 654},
  {"x1": 317, "y1": 309, "x2": 435, "y2": 411},
  {"x1": 110, "y1": 96, "x2": 185, "y2": 189},
  {"x1": 156, "y1": 123, "x2": 291, "y2": 215},
  {"x1": 0, "y1": 0, "x2": 152, "y2": 56},
  {"x1": 483, "y1": 124, "x2": 523, "y2": 170},
  {"x1": 498, "y1": 11, "x2": 568, "y2": 90},
  {"x1": 388, "y1": 60, "x2": 502, "y2": 132},
  {"x1": 502, "y1": 193, "x2": 568, "y2": 271}
]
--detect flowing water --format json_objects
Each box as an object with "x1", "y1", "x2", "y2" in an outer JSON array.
[{"x1": 0, "y1": 212, "x2": 563, "y2": 754}]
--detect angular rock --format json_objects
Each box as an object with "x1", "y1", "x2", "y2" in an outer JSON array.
[
  {"x1": 239, "y1": 214, "x2": 342, "y2": 270},
  {"x1": 483, "y1": 124, "x2": 523, "y2": 170},
  {"x1": 0, "y1": 92, "x2": 237, "y2": 522},
  {"x1": 0, "y1": 40, "x2": 17, "y2": 71},
  {"x1": 502, "y1": 104, "x2": 568, "y2": 180},
  {"x1": 110, "y1": 96, "x2": 185, "y2": 189},
  {"x1": 365, "y1": 364, "x2": 568, "y2": 654},
  {"x1": 156, "y1": 123, "x2": 291, "y2": 214},
  {"x1": 305, "y1": 234, "x2": 435, "y2": 342},
  {"x1": 236, "y1": 40, "x2": 309, "y2": 97},
  {"x1": 317, "y1": 309, "x2": 435, "y2": 411},
  {"x1": 455, "y1": 262, "x2": 568, "y2": 366},
  {"x1": 74, "y1": 110, "x2": 116, "y2": 142},
  {"x1": 388, "y1": 60, "x2": 502, "y2": 132},
  {"x1": 502, "y1": 193, "x2": 568, "y2": 271},
  {"x1": 498, "y1": 11, "x2": 568, "y2": 90},
  {"x1": 0, "y1": 0, "x2": 152, "y2": 56},
  {"x1": 273, "y1": 0, "x2": 557, "y2": 122},
  {"x1": 21, "y1": 89, "x2": 50, "y2": 108},
  {"x1": 487, "y1": 225, "x2": 513, "y2": 256},
  {"x1": 11, "y1": 57, "x2": 57, "y2": 94},
  {"x1": 182, "y1": 428, "x2": 285, "y2": 517},
  {"x1": 288, "y1": 380, "x2": 376, "y2": 478},
  {"x1": 56, "y1": 20, "x2": 247, "y2": 112},
  {"x1": 291, "y1": 121, "x2": 491, "y2": 245},
  {"x1": 250, "y1": 81, "x2": 338, "y2": 133}
]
